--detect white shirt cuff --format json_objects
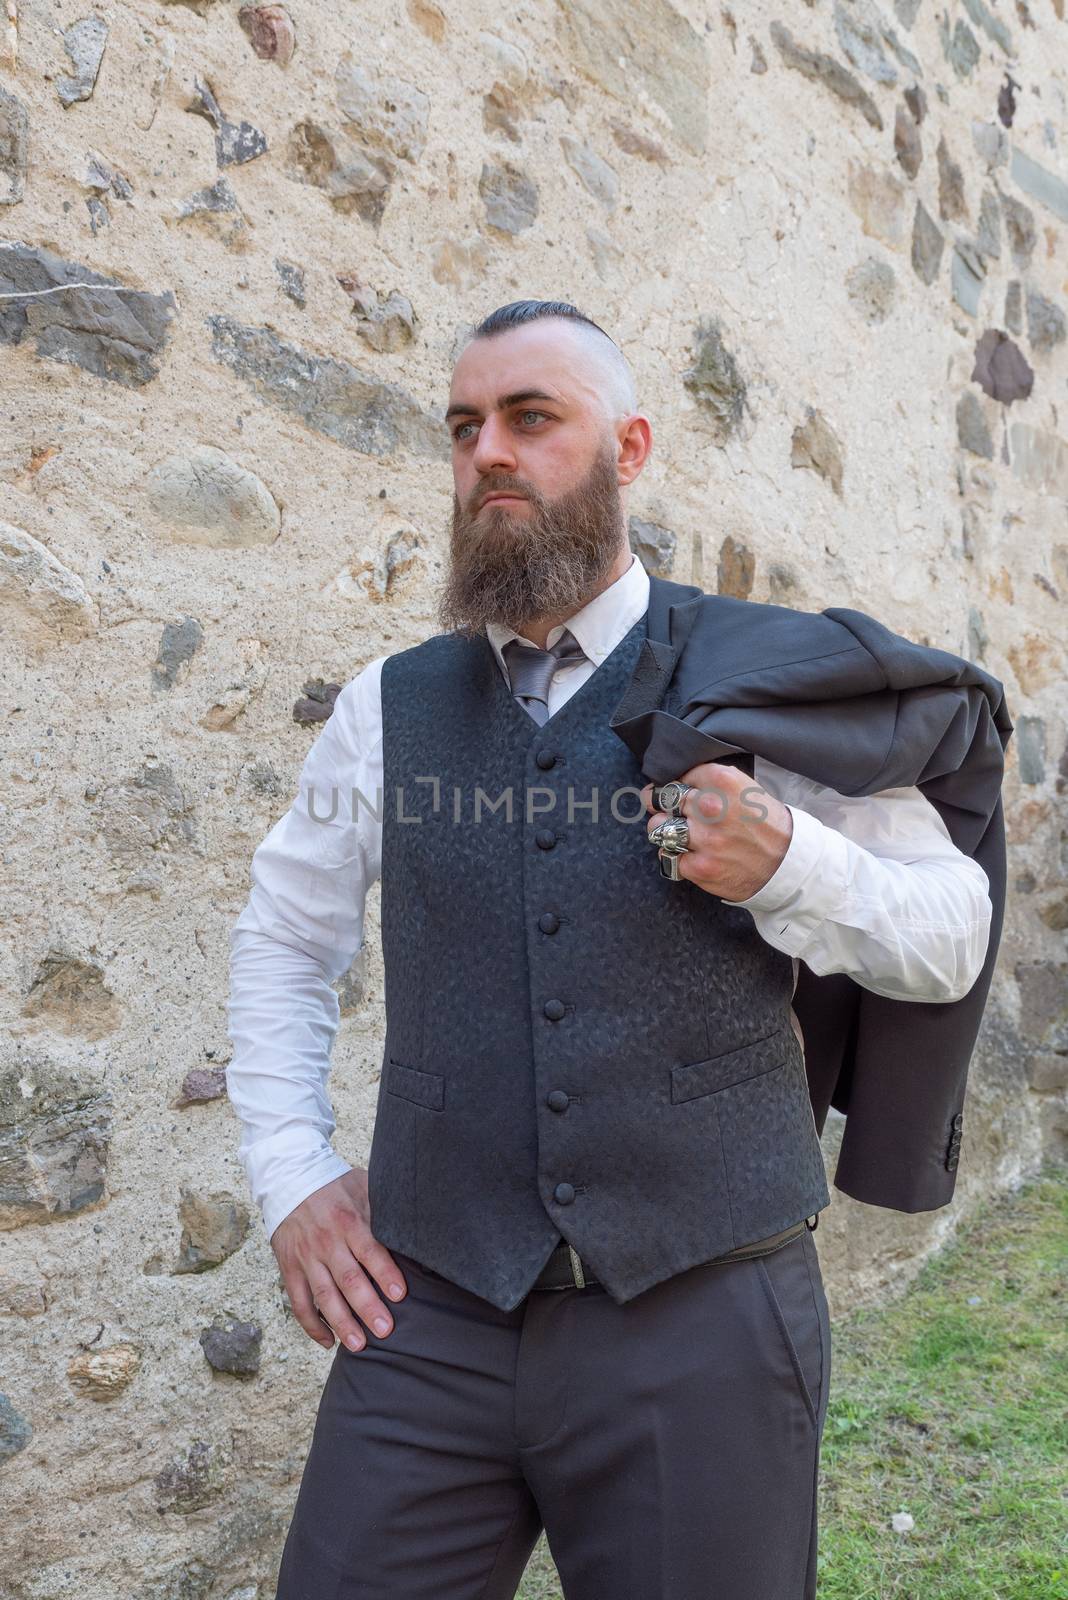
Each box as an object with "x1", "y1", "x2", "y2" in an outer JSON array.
[{"x1": 720, "y1": 803, "x2": 851, "y2": 952}]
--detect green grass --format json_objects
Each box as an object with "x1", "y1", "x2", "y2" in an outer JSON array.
[{"x1": 518, "y1": 1162, "x2": 1068, "y2": 1599}]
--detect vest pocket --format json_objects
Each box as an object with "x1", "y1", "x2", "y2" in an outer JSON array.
[
  {"x1": 670, "y1": 1026, "x2": 792, "y2": 1103},
  {"x1": 385, "y1": 1058, "x2": 445, "y2": 1111}
]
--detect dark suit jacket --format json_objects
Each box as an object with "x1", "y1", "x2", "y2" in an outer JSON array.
[{"x1": 609, "y1": 574, "x2": 1014, "y2": 1214}]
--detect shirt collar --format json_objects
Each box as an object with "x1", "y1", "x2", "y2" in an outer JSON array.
[{"x1": 485, "y1": 552, "x2": 650, "y2": 680}]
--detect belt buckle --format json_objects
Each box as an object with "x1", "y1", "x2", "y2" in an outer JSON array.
[{"x1": 566, "y1": 1243, "x2": 586, "y2": 1288}]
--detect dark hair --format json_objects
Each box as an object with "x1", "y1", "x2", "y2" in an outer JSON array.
[{"x1": 472, "y1": 299, "x2": 619, "y2": 349}]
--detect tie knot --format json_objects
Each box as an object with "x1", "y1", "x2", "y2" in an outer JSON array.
[{"x1": 502, "y1": 629, "x2": 588, "y2": 724}]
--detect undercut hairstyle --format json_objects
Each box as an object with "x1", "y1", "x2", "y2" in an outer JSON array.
[{"x1": 465, "y1": 299, "x2": 638, "y2": 422}]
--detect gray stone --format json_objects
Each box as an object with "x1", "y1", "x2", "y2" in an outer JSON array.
[
  {"x1": 971, "y1": 118, "x2": 1009, "y2": 172},
  {"x1": 56, "y1": 17, "x2": 107, "y2": 108},
  {"x1": 1010, "y1": 146, "x2": 1068, "y2": 224},
  {"x1": 767, "y1": 563, "x2": 800, "y2": 603},
  {"x1": 285, "y1": 120, "x2": 393, "y2": 224},
  {"x1": 153, "y1": 617, "x2": 204, "y2": 691},
  {"x1": 895, "y1": 0, "x2": 922, "y2": 23},
  {"x1": 894, "y1": 103, "x2": 922, "y2": 178},
  {"x1": 976, "y1": 190, "x2": 1001, "y2": 258},
  {"x1": 943, "y1": 16, "x2": 981, "y2": 78},
  {"x1": 339, "y1": 282, "x2": 418, "y2": 353},
  {"x1": 171, "y1": 177, "x2": 249, "y2": 250},
  {"x1": 0, "y1": 1394, "x2": 32, "y2": 1463},
  {"x1": 628, "y1": 515, "x2": 677, "y2": 578},
  {"x1": 174, "y1": 1188, "x2": 251, "y2": 1273},
  {"x1": 1025, "y1": 288, "x2": 1066, "y2": 354},
  {"x1": 479, "y1": 159, "x2": 538, "y2": 234},
  {"x1": 154, "y1": 1439, "x2": 230, "y2": 1514},
  {"x1": 1007, "y1": 422, "x2": 1068, "y2": 497},
  {"x1": 335, "y1": 947, "x2": 367, "y2": 1014},
  {"x1": 0, "y1": 521, "x2": 97, "y2": 648},
  {"x1": 555, "y1": 0, "x2": 709, "y2": 154},
  {"x1": 559, "y1": 135, "x2": 618, "y2": 211},
  {"x1": 0, "y1": 84, "x2": 28, "y2": 205},
  {"x1": 971, "y1": 328, "x2": 1033, "y2": 403},
  {"x1": 966, "y1": 604, "x2": 990, "y2": 660},
  {"x1": 1014, "y1": 961, "x2": 1068, "y2": 1051},
  {"x1": 957, "y1": 392, "x2": 994, "y2": 459},
  {"x1": 206, "y1": 315, "x2": 445, "y2": 458},
  {"x1": 1015, "y1": 715, "x2": 1046, "y2": 785},
  {"x1": 910, "y1": 199, "x2": 944, "y2": 285},
  {"x1": 147, "y1": 445, "x2": 281, "y2": 547},
  {"x1": 1004, "y1": 280, "x2": 1022, "y2": 334},
  {"x1": 951, "y1": 241, "x2": 986, "y2": 317},
  {"x1": 293, "y1": 678, "x2": 342, "y2": 724},
  {"x1": 238, "y1": 5, "x2": 296, "y2": 65},
  {"x1": 769, "y1": 20, "x2": 884, "y2": 131},
  {"x1": 587, "y1": 227, "x2": 625, "y2": 279},
  {"x1": 1000, "y1": 192, "x2": 1036, "y2": 266},
  {"x1": 962, "y1": 0, "x2": 1014, "y2": 53},
  {"x1": 833, "y1": 0, "x2": 902, "y2": 85},
  {"x1": 274, "y1": 257, "x2": 305, "y2": 307},
  {"x1": 187, "y1": 77, "x2": 268, "y2": 168},
  {"x1": 90, "y1": 760, "x2": 197, "y2": 869},
  {"x1": 334, "y1": 54, "x2": 429, "y2": 163},
  {"x1": 717, "y1": 534, "x2": 755, "y2": 599},
  {"x1": 845, "y1": 255, "x2": 897, "y2": 322},
  {"x1": 791, "y1": 406, "x2": 844, "y2": 495},
  {"x1": 937, "y1": 135, "x2": 967, "y2": 221},
  {"x1": 0, "y1": 242, "x2": 176, "y2": 387},
  {"x1": 199, "y1": 1316, "x2": 262, "y2": 1375},
  {"x1": 0, "y1": 1060, "x2": 112, "y2": 1229},
  {"x1": 682, "y1": 318, "x2": 747, "y2": 441}
]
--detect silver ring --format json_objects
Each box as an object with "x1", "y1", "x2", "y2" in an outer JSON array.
[
  {"x1": 651, "y1": 780, "x2": 694, "y2": 816},
  {"x1": 649, "y1": 817, "x2": 691, "y2": 854}
]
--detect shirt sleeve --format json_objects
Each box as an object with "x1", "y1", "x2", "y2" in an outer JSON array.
[
  {"x1": 225, "y1": 657, "x2": 386, "y2": 1242},
  {"x1": 719, "y1": 758, "x2": 994, "y2": 1004}
]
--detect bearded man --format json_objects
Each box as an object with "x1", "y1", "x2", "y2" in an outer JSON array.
[{"x1": 227, "y1": 300, "x2": 999, "y2": 1599}]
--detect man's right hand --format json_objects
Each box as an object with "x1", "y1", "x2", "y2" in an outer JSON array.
[{"x1": 271, "y1": 1167, "x2": 408, "y2": 1353}]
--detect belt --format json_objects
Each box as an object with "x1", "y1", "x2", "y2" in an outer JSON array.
[{"x1": 529, "y1": 1215, "x2": 820, "y2": 1292}]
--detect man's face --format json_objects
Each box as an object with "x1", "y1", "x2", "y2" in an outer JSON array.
[{"x1": 437, "y1": 321, "x2": 630, "y2": 638}]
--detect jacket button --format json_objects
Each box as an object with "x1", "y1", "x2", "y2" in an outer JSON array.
[
  {"x1": 538, "y1": 911, "x2": 560, "y2": 934},
  {"x1": 543, "y1": 998, "x2": 566, "y2": 1021},
  {"x1": 554, "y1": 1182, "x2": 575, "y2": 1205},
  {"x1": 535, "y1": 829, "x2": 557, "y2": 849},
  {"x1": 952, "y1": 1113, "x2": 964, "y2": 1130},
  {"x1": 946, "y1": 1155, "x2": 959, "y2": 1171},
  {"x1": 535, "y1": 750, "x2": 557, "y2": 770},
  {"x1": 547, "y1": 1089, "x2": 569, "y2": 1112}
]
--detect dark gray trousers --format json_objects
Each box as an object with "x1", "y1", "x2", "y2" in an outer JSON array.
[{"x1": 275, "y1": 1227, "x2": 832, "y2": 1599}]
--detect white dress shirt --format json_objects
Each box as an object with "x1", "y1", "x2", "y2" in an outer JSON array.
[{"x1": 227, "y1": 554, "x2": 993, "y2": 1242}]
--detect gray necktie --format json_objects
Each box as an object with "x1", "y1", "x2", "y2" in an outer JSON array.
[{"x1": 501, "y1": 628, "x2": 588, "y2": 725}]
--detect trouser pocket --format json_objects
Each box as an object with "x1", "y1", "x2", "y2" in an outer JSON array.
[{"x1": 755, "y1": 1230, "x2": 828, "y2": 1432}]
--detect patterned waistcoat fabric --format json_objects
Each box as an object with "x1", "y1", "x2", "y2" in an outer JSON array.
[{"x1": 366, "y1": 606, "x2": 831, "y2": 1312}]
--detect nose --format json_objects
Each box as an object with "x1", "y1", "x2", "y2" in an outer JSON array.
[{"x1": 470, "y1": 413, "x2": 518, "y2": 476}]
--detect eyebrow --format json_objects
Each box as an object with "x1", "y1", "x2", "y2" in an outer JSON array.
[{"x1": 444, "y1": 389, "x2": 563, "y2": 423}]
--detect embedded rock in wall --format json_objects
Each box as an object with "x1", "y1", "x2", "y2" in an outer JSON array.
[
  {"x1": 21, "y1": 949, "x2": 121, "y2": 1039},
  {"x1": 0, "y1": 522, "x2": 97, "y2": 648},
  {"x1": 67, "y1": 1342, "x2": 142, "y2": 1401},
  {"x1": 147, "y1": 446, "x2": 281, "y2": 548},
  {"x1": 0, "y1": 1060, "x2": 112, "y2": 1229},
  {"x1": 285, "y1": 119, "x2": 394, "y2": 222},
  {"x1": 683, "y1": 318, "x2": 747, "y2": 442},
  {"x1": 0, "y1": 243, "x2": 176, "y2": 385},
  {"x1": 0, "y1": 84, "x2": 28, "y2": 204},
  {"x1": 55, "y1": 16, "x2": 107, "y2": 107},
  {"x1": 173, "y1": 1187, "x2": 251, "y2": 1272}
]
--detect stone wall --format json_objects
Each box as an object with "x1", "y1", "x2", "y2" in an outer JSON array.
[{"x1": 1, "y1": 0, "x2": 1065, "y2": 1594}]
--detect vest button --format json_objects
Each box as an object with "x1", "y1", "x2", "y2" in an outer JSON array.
[
  {"x1": 553, "y1": 1182, "x2": 575, "y2": 1205},
  {"x1": 543, "y1": 998, "x2": 566, "y2": 1021},
  {"x1": 538, "y1": 912, "x2": 560, "y2": 934},
  {"x1": 535, "y1": 750, "x2": 557, "y2": 770},
  {"x1": 535, "y1": 829, "x2": 557, "y2": 849},
  {"x1": 547, "y1": 1089, "x2": 570, "y2": 1112}
]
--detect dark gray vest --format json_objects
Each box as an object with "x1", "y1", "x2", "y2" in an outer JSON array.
[{"x1": 366, "y1": 608, "x2": 830, "y2": 1311}]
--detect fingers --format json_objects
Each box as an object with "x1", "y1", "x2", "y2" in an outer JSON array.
[{"x1": 286, "y1": 1272, "x2": 336, "y2": 1350}]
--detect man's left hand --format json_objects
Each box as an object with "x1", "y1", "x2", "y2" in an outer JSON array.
[{"x1": 639, "y1": 761, "x2": 794, "y2": 901}]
